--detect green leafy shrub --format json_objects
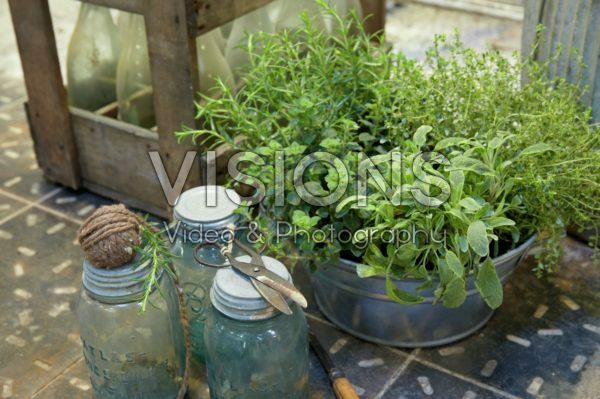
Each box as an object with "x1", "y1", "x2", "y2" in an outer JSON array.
[{"x1": 178, "y1": 3, "x2": 599, "y2": 308}]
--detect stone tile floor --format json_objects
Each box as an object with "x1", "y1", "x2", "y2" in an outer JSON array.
[{"x1": 0, "y1": 1, "x2": 598, "y2": 399}]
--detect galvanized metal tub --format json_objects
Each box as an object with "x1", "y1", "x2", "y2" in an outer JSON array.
[{"x1": 312, "y1": 235, "x2": 537, "y2": 348}]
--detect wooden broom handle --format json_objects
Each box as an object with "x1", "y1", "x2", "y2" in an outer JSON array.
[{"x1": 333, "y1": 377, "x2": 360, "y2": 399}]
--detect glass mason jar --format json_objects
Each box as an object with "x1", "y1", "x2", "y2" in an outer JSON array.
[
  {"x1": 77, "y1": 256, "x2": 185, "y2": 399},
  {"x1": 205, "y1": 255, "x2": 309, "y2": 399},
  {"x1": 170, "y1": 186, "x2": 244, "y2": 363}
]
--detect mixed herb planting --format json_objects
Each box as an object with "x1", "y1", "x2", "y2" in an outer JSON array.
[{"x1": 177, "y1": 3, "x2": 599, "y2": 308}]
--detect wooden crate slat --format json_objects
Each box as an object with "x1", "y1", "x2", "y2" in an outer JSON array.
[
  {"x1": 144, "y1": 0, "x2": 202, "y2": 193},
  {"x1": 193, "y1": 0, "x2": 385, "y2": 37},
  {"x1": 194, "y1": 0, "x2": 274, "y2": 35},
  {"x1": 83, "y1": 180, "x2": 170, "y2": 218},
  {"x1": 70, "y1": 107, "x2": 170, "y2": 216},
  {"x1": 78, "y1": 0, "x2": 144, "y2": 14},
  {"x1": 360, "y1": 0, "x2": 386, "y2": 35},
  {"x1": 8, "y1": 0, "x2": 81, "y2": 189}
]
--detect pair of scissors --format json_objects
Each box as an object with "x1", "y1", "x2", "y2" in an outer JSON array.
[{"x1": 193, "y1": 237, "x2": 307, "y2": 315}]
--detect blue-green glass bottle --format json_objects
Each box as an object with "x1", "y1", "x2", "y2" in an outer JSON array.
[
  {"x1": 170, "y1": 185, "x2": 243, "y2": 363},
  {"x1": 205, "y1": 255, "x2": 309, "y2": 399},
  {"x1": 77, "y1": 255, "x2": 184, "y2": 399}
]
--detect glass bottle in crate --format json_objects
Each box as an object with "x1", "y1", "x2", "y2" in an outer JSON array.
[
  {"x1": 204, "y1": 255, "x2": 309, "y2": 399},
  {"x1": 267, "y1": 0, "x2": 284, "y2": 24},
  {"x1": 77, "y1": 256, "x2": 184, "y2": 399},
  {"x1": 324, "y1": 0, "x2": 363, "y2": 35},
  {"x1": 197, "y1": 30, "x2": 234, "y2": 96},
  {"x1": 328, "y1": 0, "x2": 363, "y2": 19},
  {"x1": 116, "y1": 13, "x2": 155, "y2": 128},
  {"x1": 225, "y1": 6, "x2": 274, "y2": 81},
  {"x1": 170, "y1": 186, "x2": 243, "y2": 362},
  {"x1": 214, "y1": 28, "x2": 228, "y2": 53},
  {"x1": 273, "y1": 0, "x2": 325, "y2": 32},
  {"x1": 67, "y1": 4, "x2": 119, "y2": 111}
]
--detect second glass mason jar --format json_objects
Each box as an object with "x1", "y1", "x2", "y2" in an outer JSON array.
[
  {"x1": 77, "y1": 255, "x2": 184, "y2": 399},
  {"x1": 170, "y1": 185, "x2": 243, "y2": 362},
  {"x1": 205, "y1": 255, "x2": 309, "y2": 399}
]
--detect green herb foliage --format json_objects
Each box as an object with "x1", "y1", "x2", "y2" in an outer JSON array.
[
  {"x1": 136, "y1": 221, "x2": 176, "y2": 313},
  {"x1": 177, "y1": 2, "x2": 599, "y2": 308}
]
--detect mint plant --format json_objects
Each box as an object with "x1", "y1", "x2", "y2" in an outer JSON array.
[{"x1": 177, "y1": 2, "x2": 599, "y2": 308}]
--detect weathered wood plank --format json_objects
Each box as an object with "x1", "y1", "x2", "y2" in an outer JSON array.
[
  {"x1": 191, "y1": 0, "x2": 384, "y2": 37},
  {"x1": 581, "y1": 0, "x2": 600, "y2": 106},
  {"x1": 547, "y1": 0, "x2": 565, "y2": 73},
  {"x1": 8, "y1": 0, "x2": 81, "y2": 189},
  {"x1": 78, "y1": 0, "x2": 144, "y2": 14},
  {"x1": 69, "y1": 107, "x2": 169, "y2": 216},
  {"x1": 548, "y1": 0, "x2": 569, "y2": 79},
  {"x1": 538, "y1": 0, "x2": 558, "y2": 65},
  {"x1": 360, "y1": 0, "x2": 386, "y2": 36},
  {"x1": 593, "y1": 58, "x2": 600, "y2": 122},
  {"x1": 144, "y1": 0, "x2": 202, "y2": 199},
  {"x1": 83, "y1": 181, "x2": 170, "y2": 219},
  {"x1": 567, "y1": 0, "x2": 592, "y2": 83},
  {"x1": 556, "y1": 0, "x2": 581, "y2": 80},
  {"x1": 525, "y1": 0, "x2": 600, "y2": 120},
  {"x1": 193, "y1": 0, "x2": 275, "y2": 35},
  {"x1": 521, "y1": 0, "x2": 544, "y2": 59}
]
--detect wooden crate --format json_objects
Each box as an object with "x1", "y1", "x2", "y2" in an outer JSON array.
[
  {"x1": 8, "y1": 0, "x2": 386, "y2": 218},
  {"x1": 522, "y1": 0, "x2": 600, "y2": 123}
]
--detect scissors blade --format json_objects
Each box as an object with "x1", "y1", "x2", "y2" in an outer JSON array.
[
  {"x1": 235, "y1": 240, "x2": 293, "y2": 315},
  {"x1": 254, "y1": 271, "x2": 308, "y2": 309},
  {"x1": 251, "y1": 279, "x2": 293, "y2": 315},
  {"x1": 227, "y1": 254, "x2": 308, "y2": 309}
]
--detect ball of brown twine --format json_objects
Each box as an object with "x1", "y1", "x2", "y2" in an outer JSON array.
[{"x1": 78, "y1": 204, "x2": 141, "y2": 269}]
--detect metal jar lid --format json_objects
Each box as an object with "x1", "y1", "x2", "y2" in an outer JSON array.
[
  {"x1": 173, "y1": 186, "x2": 241, "y2": 231},
  {"x1": 82, "y1": 254, "x2": 160, "y2": 304},
  {"x1": 210, "y1": 255, "x2": 293, "y2": 321}
]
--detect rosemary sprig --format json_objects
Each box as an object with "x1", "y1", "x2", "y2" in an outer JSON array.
[{"x1": 134, "y1": 218, "x2": 176, "y2": 313}]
